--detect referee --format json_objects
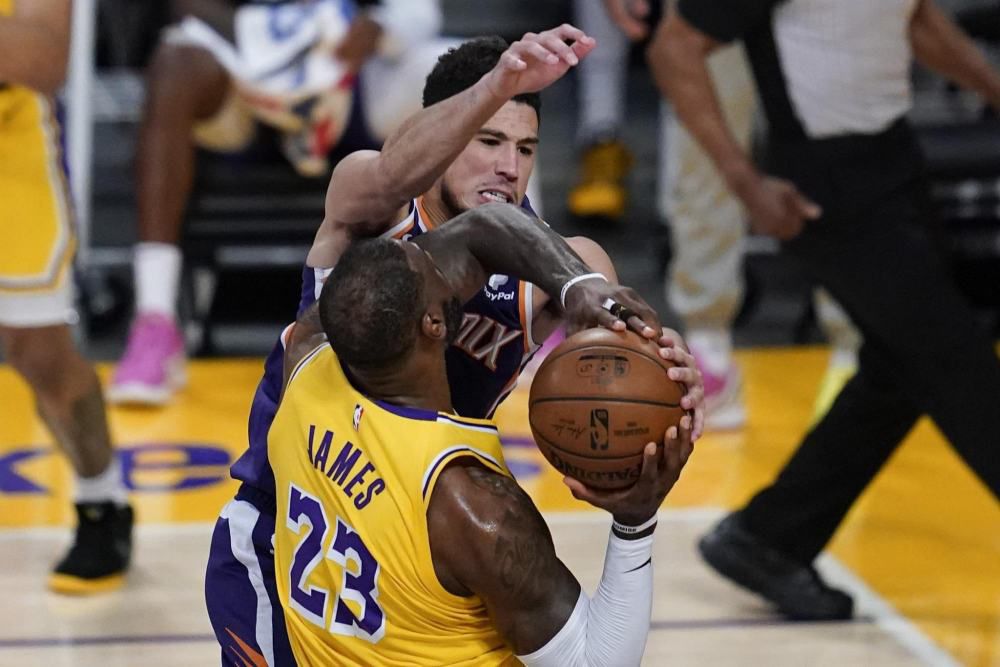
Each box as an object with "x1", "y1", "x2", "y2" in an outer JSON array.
[{"x1": 641, "y1": 0, "x2": 1000, "y2": 620}]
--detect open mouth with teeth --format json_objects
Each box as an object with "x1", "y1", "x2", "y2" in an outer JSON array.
[{"x1": 481, "y1": 190, "x2": 512, "y2": 204}]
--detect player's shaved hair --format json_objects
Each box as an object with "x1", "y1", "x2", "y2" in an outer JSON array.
[
  {"x1": 423, "y1": 36, "x2": 541, "y2": 121},
  {"x1": 320, "y1": 238, "x2": 424, "y2": 371}
]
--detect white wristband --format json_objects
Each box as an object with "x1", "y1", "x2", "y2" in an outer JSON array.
[{"x1": 559, "y1": 273, "x2": 608, "y2": 309}]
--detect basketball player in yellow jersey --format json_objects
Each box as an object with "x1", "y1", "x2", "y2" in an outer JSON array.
[
  {"x1": 0, "y1": 0, "x2": 133, "y2": 593},
  {"x1": 271, "y1": 207, "x2": 694, "y2": 665}
]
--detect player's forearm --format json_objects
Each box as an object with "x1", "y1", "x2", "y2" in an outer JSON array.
[
  {"x1": 420, "y1": 204, "x2": 592, "y2": 304},
  {"x1": 910, "y1": 0, "x2": 1000, "y2": 110},
  {"x1": 519, "y1": 529, "x2": 655, "y2": 667},
  {"x1": 0, "y1": 20, "x2": 69, "y2": 94},
  {"x1": 373, "y1": 77, "x2": 509, "y2": 205},
  {"x1": 647, "y1": 15, "x2": 760, "y2": 197}
]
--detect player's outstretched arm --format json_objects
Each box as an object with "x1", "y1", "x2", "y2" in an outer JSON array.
[
  {"x1": 414, "y1": 204, "x2": 706, "y2": 437},
  {"x1": 413, "y1": 203, "x2": 663, "y2": 338},
  {"x1": 312, "y1": 25, "x2": 596, "y2": 247},
  {"x1": 0, "y1": 0, "x2": 71, "y2": 94},
  {"x1": 429, "y1": 422, "x2": 693, "y2": 666}
]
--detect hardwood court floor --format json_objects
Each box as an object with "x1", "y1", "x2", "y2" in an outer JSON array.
[{"x1": 0, "y1": 347, "x2": 997, "y2": 666}]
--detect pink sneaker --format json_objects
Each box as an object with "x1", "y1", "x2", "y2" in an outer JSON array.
[
  {"x1": 690, "y1": 347, "x2": 747, "y2": 431},
  {"x1": 108, "y1": 313, "x2": 186, "y2": 406}
]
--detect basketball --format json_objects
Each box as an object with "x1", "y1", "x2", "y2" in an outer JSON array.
[{"x1": 528, "y1": 328, "x2": 687, "y2": 490}]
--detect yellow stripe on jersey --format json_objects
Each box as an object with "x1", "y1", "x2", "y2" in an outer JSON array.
[
  {"x1": 269, "y1": 345, "x2": 521, "y2": 666},
  {"x1": 0, "y1": 86, "x2": 75, "y2": 292}
]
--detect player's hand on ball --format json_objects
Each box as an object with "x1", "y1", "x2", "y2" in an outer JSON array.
[
  {"x1": 656, "y1": 328, "x2": 705, "y2": 440},
  {"x1": 484, "y1": 24, "x2": 596, "y2": 99},
  {"x1": 562, "y1": 279, "x2": 662, "y2": 342},
  {"x1": 563, "y1": 415, "x2": 694, "y2": 526}
]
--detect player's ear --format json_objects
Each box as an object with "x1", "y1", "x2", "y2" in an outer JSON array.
[{"x1": 422, "y1": 308, "x2": 447, "y2": 341}]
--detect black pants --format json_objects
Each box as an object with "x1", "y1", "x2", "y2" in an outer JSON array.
[{"x1": 740, "y1": 119, "x2": 1000, "y2": 563}]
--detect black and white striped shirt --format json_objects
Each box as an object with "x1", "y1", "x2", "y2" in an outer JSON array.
[{"x1": 679, "y1": 0, "x2": 920, "y2": 139}]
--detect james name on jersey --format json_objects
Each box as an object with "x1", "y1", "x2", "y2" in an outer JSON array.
[{"x1": 306, "y1": 423, "x2": 385, "y2": 511}]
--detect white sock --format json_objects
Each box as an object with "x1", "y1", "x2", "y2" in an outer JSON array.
[
  {"x1": 135, "y1": 242, "x2": 181, "y2": 318},
  {"x1": 687, "y1": 328, "x2": 733, "y2": 376},
  {"x1": 75, "y1": 457, "x2": 129, "y2": 507}
]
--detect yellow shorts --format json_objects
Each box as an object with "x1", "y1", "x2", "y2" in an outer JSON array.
[{"x1": 0, "y1": 85, "x2": 77, "y2": 328}]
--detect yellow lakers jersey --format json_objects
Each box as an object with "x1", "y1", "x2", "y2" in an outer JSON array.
[
  {"x1": 0, "y1": 0, "x2": 10, "y2": 16},
  {"x1": 270, "y1": 344, "x2": 521, "y2": 666}
]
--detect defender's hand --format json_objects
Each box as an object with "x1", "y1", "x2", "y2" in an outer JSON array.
[
  {"x1": 562, "y1": 279, "x2": 662, "y2": 341},
  {"x1": 484, "y1": 24, "x2": 596, "y2": 99},
  {"x1": 563, "y1": 416, "x2": 694, "y2": 526},
  {"x1": 657, "y1": 328, "x2": 705, "y2": 440}
]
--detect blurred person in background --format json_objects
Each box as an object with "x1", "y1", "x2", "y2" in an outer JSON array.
[
  {"x1": 566, "y1": 0, "x2": 634, "y2": 222},
  {"x1": 648, "y1": 0, "x2": 1000, "y2": 619},
  {"x1": 0, "y1": 0, "x2": 132, "y2": 594},
  {"x1": 109, "y1": 0, "x2": 460, "y2": 406},
  {"x1": 600, "y1": 0, "x2": 861, "y2": 429}
]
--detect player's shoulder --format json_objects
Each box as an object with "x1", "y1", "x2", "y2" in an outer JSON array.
[{"x1": 429, "y1": 459, "x2": 551, "y2": 565}]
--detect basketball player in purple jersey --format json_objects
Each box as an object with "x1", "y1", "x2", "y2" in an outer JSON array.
[{"x1": 206, "y1": 25, "x2": 706, "y2": 665}]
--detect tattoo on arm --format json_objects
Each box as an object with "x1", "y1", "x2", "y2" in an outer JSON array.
[
  {"x1": 461, "y1": 466, "x2": 580, "y2": 653},
  {"x1": 494, "y1": 508, "x2": 547, "y2": 597},
  {"x1": 467, "y1": 467, "x2": 553, "y2": 594}
]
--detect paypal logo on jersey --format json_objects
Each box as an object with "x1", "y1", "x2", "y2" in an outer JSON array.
[{"x1": 485, "y1": 274, "x2": 515, "y2": 301}]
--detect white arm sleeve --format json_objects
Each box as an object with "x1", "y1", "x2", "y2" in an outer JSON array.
[{"x1": 518, "y1": 529, "x2": 655, "y2": 667}]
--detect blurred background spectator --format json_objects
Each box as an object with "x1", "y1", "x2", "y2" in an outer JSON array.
[
  {"x1": 102, "y1": 0, "x2": 461, "y2": 406},
  {"x1": 67, "y1": 0, "x2": 1000, "y2": 380}
]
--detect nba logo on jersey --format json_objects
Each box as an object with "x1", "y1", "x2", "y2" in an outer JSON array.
[{"x1": 353, "y1": 404, "x2": 364, "y2": 431}]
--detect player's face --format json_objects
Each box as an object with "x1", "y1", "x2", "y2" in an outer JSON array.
[{"x1": 438, "y1": 101, "x2": 539, "y2": 215}]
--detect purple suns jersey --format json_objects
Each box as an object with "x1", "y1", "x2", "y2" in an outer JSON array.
[{"x1": 230, "y1": 197, "x2": 542, "y2": 495}]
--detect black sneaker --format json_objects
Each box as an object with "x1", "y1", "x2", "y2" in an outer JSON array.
[
  {"x1": 49, "y1": 501, "x2": 133, "y2": 595},
  {"x1": 698, "y1": 513, "x2": 854, "y2": 621}
]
